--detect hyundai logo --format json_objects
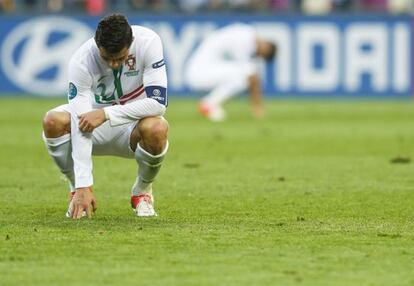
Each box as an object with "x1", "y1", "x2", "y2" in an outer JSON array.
[{"x1": 1, "y1": 16, "x2": 93, "y2": 96}]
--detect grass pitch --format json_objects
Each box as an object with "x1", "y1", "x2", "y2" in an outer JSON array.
[{"x1": 1, "y1": 97, "x2": 414, "y2": 286}]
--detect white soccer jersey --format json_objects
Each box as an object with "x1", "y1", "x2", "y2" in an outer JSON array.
[
  {"x1": 193, "y1": 23, "x2": 256, "y2": 63},
  {"x1": 185, "y1": 23, "x2": 258, "y2": 90},
  {"x1": 67, "y1": 25, "x2": 168, "y2": 188}
]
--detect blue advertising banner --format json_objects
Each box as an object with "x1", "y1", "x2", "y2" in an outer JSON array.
[{"x1": 0, "y1": 15, "x2": 412, "y2": 97}]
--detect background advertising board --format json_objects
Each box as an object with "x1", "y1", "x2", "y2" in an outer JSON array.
[{"x1": 0, "y1": 15, "x2": 412, "y2": 97}]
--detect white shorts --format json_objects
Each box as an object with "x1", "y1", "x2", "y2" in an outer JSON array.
[
  {"x1": 52, "y1": 104, "x2": 136, "y2": 159},
  {"x1": 185, "y1": 57, "x2": 255, "y2": 91}
]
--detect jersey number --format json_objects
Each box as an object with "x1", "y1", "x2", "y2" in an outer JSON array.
[{"x1": 94, "y1": 83, "x2": 115, "y2": 104}]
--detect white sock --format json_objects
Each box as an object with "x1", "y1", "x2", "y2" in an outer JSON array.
[
  {"x1": 42, "y1": 133, "x2": 75, "y2": 192},
  {"x1": 132, "y1": 141, "x2": 169, "y2": 196}
]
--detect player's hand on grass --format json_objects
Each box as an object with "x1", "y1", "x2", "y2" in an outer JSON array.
[
  {"x1": 78, "y1": 109, "x2": 106, "y2": 132},
  {"x1": 72, "y1": 187, "x2": 97, "y2": 219}
]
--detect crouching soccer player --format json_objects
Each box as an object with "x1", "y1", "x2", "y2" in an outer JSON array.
[
  {"x1": 42, "y1": 14, "x2": 169, "y2": 219},
  {"x1": 185, "y1": 23, "x2": 276, "y2": 121}
]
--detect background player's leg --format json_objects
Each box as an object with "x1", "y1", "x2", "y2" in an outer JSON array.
[
  {"x1": 202, "y1": 76, "x2": 247, "y2": 107},
  {"x1": 190, "y1": 62, "x2": 250, "y2": 121},
  {"x1": 42, "y1": 109, "x2": 74, "y2": 192},
  {"x1": 200, "y1": 76, "x2": 247, "y2": 121}
]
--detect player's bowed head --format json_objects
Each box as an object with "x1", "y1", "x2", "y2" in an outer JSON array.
[
  {"x1": 94, "y1": 13, "x2": 134, "y2": 70},
  {"x1": 256, "y1": 38, "x2": 277, "y2": 61},
  {"x1": 76, "y1": 14, "x2": 136, "y2": 135}
]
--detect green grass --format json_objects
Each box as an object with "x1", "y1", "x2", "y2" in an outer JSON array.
[{"x1": 1, "y1": 97, "x2": 414, "y2": 286}]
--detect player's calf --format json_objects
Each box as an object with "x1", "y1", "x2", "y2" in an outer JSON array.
[
  {"x1": 42, "y1": 109, "x2": 76, "y2": 197},
  {"x1": 130, "y1": 116, "x2": 169, "y2": 216}
]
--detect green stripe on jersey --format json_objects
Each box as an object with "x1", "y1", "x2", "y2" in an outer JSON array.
[{"x1": 113, "y1": 66, "x2": 124, "y2": 100}]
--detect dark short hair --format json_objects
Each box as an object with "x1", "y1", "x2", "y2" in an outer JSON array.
[
  {"x1": 264, "y1": 42, "x2": 276, "y2": 61},
  {"x1": 94, "y1": 13, "x2": 133, "y2": 54}
]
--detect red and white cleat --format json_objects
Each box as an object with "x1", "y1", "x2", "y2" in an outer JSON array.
[
  {"x1": 131, "y1": 194, "x2": 157, "y2": 217},
  {"x1": 198, "y1": 102, "x2": 225, "y2": 122}
]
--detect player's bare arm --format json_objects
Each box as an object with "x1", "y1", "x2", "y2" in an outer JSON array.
[{"x1": 248, "y1": 74, "x2": 264, "y2": 119}]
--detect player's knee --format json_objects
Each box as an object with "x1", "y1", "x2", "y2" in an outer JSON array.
[
  {"x1": 138, "y1": 117, "x2": 168, "y2": 153},
  {"x1": 139, "y1": 117, "x2": 168, "y2": 140},
  {"x1": 152, "y1": 119, "x2": 169, "y2": 141},
  {"x1": 42, "y1": 111, "x2": 70, "y2": 138}
]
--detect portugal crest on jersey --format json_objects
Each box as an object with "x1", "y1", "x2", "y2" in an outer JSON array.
[
  {"x1": 125, "y1": 55, "x2": 136, "y2": 71},
  {"x1": 124, "y1": 55, "x2": 139, "y2": 77}
]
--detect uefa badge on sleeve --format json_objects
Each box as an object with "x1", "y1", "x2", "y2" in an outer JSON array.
[{"x1": 68, "y1": 82, "x2": 77, "y2": 100}]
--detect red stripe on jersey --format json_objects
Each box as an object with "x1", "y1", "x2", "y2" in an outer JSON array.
[
  {"x1": 120, "y1": 87, "x2": 144, "y2": 105},
  {"x1": 117, "y1": 85, "x2": 145, "y2": 105},
  {"x1": 123, "y1": 84, "x2": 144, "y2": 98}
]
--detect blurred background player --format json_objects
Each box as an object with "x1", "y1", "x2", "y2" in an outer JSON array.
[
  {"x1": 184, "y1": 23, "x2": 276, "y2": 121},
  {"x1": 42, "y1": 13, "x2": 169, "y2": 219}
]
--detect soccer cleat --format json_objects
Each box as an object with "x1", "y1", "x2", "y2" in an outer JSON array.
[
  {"x1": 198, "y1": 102, "x2": 225, "y2": 122},
  {"x1": 65, "y1": 191, "x2": 86, "y2": 218},
  {"x1": 131, "y1": 194, "x2": 157, "y2": 217}
]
